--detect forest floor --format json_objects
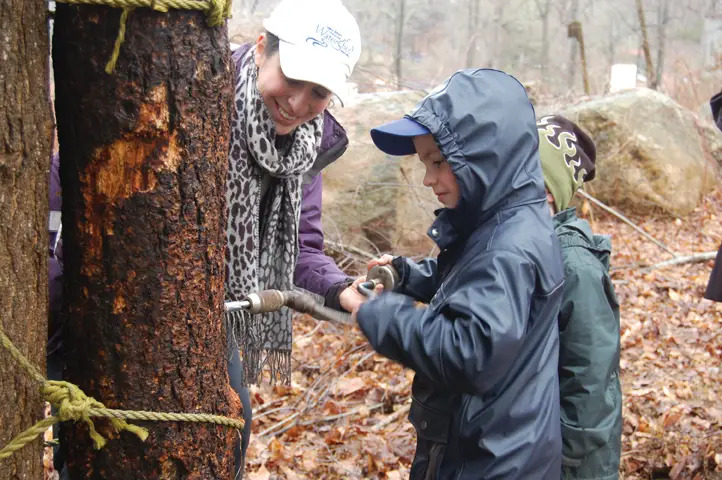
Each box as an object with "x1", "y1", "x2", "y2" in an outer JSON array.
[
  {"x1": 244, "y1": 187, "x2": 722, "y2": 480},
  {"x1": 41, "y1": 187, "x2": 722, "y2": 479}
]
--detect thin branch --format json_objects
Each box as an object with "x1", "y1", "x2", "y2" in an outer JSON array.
[
  {"x1": 298, "y1": 402, "x2": 384, "y2": 427},
  {"x1": 257, "y1": 411, "x2": 300, "y2": 437},
  {"x1": 640, "y1": 251, "x2": 717, "y2": 272},
  {"x1": 258, "y1": 349, "x2": 376, "y2": 438},
  {"x1": 370, "y1": 400, "x2": 411, "y2": 432},
  {"x1": 577, "y1": 190, "x2": 677, "y2": 258},
  {"x1": 325, "y1": 239, "x2": 378, "y2": 261}
]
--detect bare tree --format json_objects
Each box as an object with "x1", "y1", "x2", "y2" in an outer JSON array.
[
  {"x1": 395, "y1": 0, "x2": 406, "y2": 86},
  {"x1": 535, "y1": 0, "x2": 553, "y2": 79},
  {"x1": 491, "y1": 0, "x2": 507, "y2": 69},
  {"x1": 655, "y1": 0, "x2": 671, "y2": 89},
  {"x1": 567, "y1": 0, "x2": 579, "y2": 89},
  {"x1": 636, "y1": 0, "x2": 656, "y2": 88},
  {"x1": 568, "y1": 21, "x2": 590, "y2": 94},
  {"x1": 466, "y1": 0, "x2": 482, "y2": 67},
  {"x1": 0, "y1": 0, "x2": 51, "y2": 477}
]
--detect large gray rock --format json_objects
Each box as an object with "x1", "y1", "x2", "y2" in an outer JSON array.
[
  {"x1": 321, "y1": 91, "x2": 429, "y2": 254},
  {"x1": 559, "y1": 88, "x2": 720, "y2": 217}
]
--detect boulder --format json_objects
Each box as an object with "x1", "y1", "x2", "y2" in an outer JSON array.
[
  {"x1": 558, "y1": 88, "x2": 720, "y2": 217},
  {"x1": 321, "y1": 91, "x2": 428, "y2": 254}
]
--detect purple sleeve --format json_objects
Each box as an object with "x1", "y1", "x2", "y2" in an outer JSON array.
[
  {"x1": 294, "y1": 174, "x2": 352, "y2": 297},
  {"x1": 49, "y1": 153, "x2": 63, "y2": 314}
]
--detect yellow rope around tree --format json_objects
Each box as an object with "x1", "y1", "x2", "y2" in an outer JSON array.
[
  {"x1": 54, "y1": 0, "x2": 232, "y2": 73},
  {"x1": 0, "y1": 326, "x2": 244, "y2": 461}
]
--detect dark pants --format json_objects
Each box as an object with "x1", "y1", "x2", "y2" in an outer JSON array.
[
  {"x1": 47, "y1": 313, "x2": 65, "y2": 475},
  {"x1": 228, "y1": 345, "x2": 253, "y2": 478}
]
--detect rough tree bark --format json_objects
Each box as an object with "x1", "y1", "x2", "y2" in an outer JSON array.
[
  {"x1": 52, "y1": 5, "x2": 238, "y2": 478},
  {"x1": 0, "y1": 0, "x2": 51, "y2": 478}
]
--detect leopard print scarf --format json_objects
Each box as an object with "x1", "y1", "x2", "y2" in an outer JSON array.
[{"x1": 226, "y1": 47, "x2": 323, "y2": 384}]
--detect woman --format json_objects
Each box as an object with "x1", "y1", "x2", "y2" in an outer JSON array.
[{"x1": 224, "y1": 0, "x2": 363, "y2": 472}]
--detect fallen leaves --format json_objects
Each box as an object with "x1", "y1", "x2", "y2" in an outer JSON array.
[
  {"x1": 245, "y1": 188, "x2": 722, "y2": 479},
  {"x1": 334, "y1": 377, "x2": 367, "y2": 397}
]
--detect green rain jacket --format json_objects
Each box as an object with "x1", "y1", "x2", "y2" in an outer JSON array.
[{"x1": 554, "y1": 208, "x2": 622, "y2": 480}]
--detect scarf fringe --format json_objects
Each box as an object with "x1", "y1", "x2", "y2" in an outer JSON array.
[{"x1": 226, "y1": 309, "x2": 292, "y2": 385}]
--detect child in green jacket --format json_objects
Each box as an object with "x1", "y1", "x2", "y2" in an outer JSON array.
[{"x1": 538, "y1": 115, "x2": 623, "y2": 480}]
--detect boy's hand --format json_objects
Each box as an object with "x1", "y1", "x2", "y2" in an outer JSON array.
[
  {"x1": 367, "y1": 254, "x2": 394, "y2": 271},
  {"x1": 339, "y1": 276, "x2": 368, "y2": 313},
  {"x1": 343, "y1": 276, "x2": 385, "y2": 321}
]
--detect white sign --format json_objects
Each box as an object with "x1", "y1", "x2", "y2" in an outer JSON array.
[{"x1": 609, "y1": 64, "x2": 638, "y2": 93}]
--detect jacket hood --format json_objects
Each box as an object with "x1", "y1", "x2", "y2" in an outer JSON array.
[
  {"x1": 554, "y1": 208, "x2": 612, "y2": 269},
  {"x1": 406, "y1": 69, "x2": 544, "y2": 244}
]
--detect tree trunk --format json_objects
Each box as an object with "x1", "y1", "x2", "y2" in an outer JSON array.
[
  {"x1": 577, "y1": 23, "x2": 591, "y2": 95},
  {"x1": 654, "y1": 0, "x2": 670, "y2": 90},
  {"x1": 491, "y1": 1, "x2": 506, "y2": 69},
  {"x1": 536, "y1": 0, "x2": 551, "y2": 80},
  {"x1": 607, "y1": 16, "x2": 617, "y2": 75},
  {"x1": 465, "y1": 0, "x2": 480, "y2": 67},
  {"x1": 52, "y1": 5, "x2": 238, "y2": 478},
  {"x1": 395, "y1": 0, "x2": 405, "y2": 87},
  {"x1": 567, "y1": 0, "x2": 579, "y2": 90},
  {"x1": 635, "y1": 0, "x2": 656, "y2": 89},
  {"x1": 0, "y1": 0, "x2": 51, "y2": 478}
]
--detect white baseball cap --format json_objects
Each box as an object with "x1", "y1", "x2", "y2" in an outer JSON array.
[{"x1": 263, "y1": 0, "x2": 361, "y2": 106}]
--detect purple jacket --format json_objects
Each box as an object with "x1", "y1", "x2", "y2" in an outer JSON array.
[
  {"x1": 49, "y1": 153, "x2": 63, "y2": 315},
  {"x1": 295, "y1": 115, "x2": 353, "y2": 304}
]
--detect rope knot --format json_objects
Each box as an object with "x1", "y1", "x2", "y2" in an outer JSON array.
[
  {"x1": 42, "y1": 381, "x2": 149, "y2": 449},
  {"x1": 205, "y1": 0, "x2": 226, "y2": 27}
]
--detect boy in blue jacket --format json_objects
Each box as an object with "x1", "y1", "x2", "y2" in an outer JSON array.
[{"x1": 353, "y1": 69, "x2": 565, "y2": 479}]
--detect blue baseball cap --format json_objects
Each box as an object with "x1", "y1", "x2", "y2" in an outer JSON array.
[{"x1": 370, "y1": 117, "x2": 431, "y2": 156}]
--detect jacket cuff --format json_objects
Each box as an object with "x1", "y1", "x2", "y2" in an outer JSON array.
[
  {"x1": 324, "y1": 278, "x2": 355, "y2": 311},
  {"x1": 391, "y1": 256, "x2": 409, "y2": 290}
]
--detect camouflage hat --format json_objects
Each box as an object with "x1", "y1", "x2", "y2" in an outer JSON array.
[{"x1": 537, "y1": 115, "x2": 596, "y2": 212}]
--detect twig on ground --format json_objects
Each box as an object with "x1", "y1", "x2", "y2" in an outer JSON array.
[
  {"x1": 298, "y1": 342, "x2": 369, "y2": 408},
  {"x1": 252, "y1": 405, "x2": 294, "y2": 421},
  {"x1": 251, "y1": 396, "x2": 288, "y2": 415},
  {"x1": 640, "y1": 251, "x2": 718, "y2": 272},
  {"x1": 260, "y1": 348, "x2": 376, "y2": 438},
  {"x1": 295, "y1": 322, "x2": 323, "y2": 341},
  {"x1": 370, "y1": 400, "x2": 411, "y2": 432},
  {"x1": 258, "y1": 411, "x2": 300, "y2": 437},
  {"x1": 298, "y1": 402, "x2": 384, "y2": 427},
  {"x1": 577, "y1": 190, "x2": 677, "y2": 258},
  {"x1": 310, "y1": 350, "x2": 376, "y2": 410}
]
